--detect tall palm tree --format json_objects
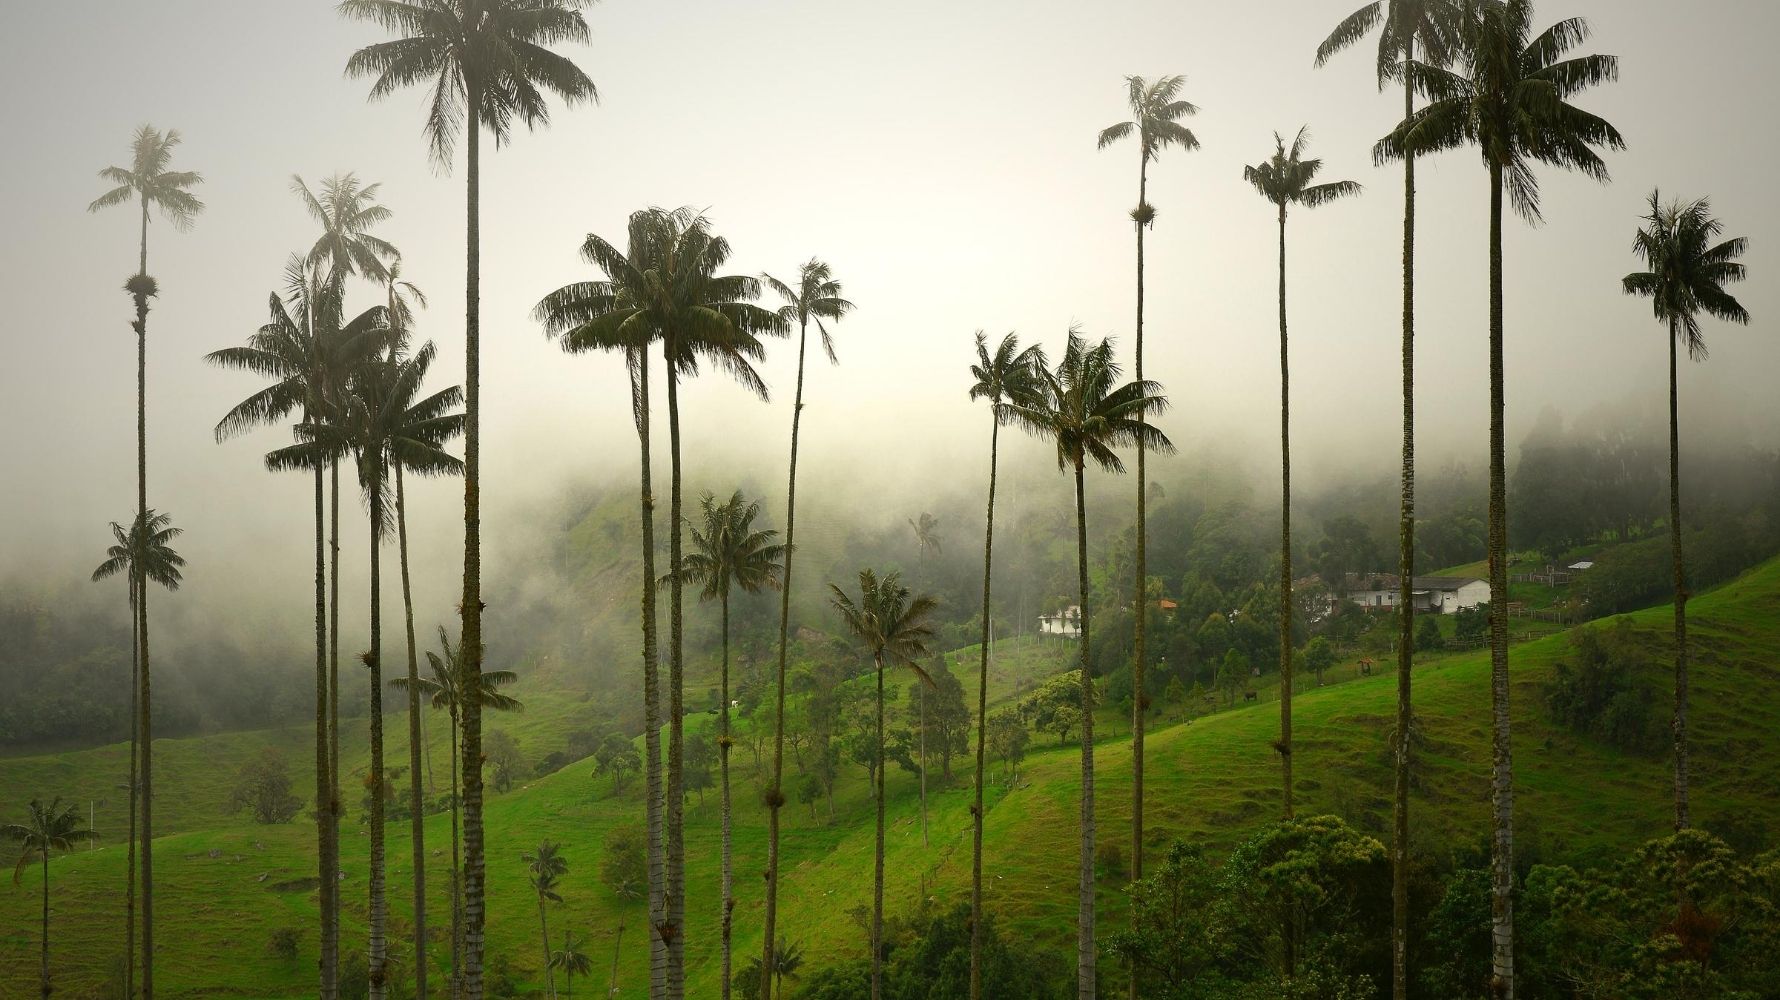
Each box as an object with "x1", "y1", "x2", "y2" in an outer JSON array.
[
  {"x1": 829, "y1": 570, "x2": 939, "y2": 1000},
  {"x1": 907, "y1": 513, "x2": 943, "y2": 559},
  {"x1": 1379, "y1": 5, "x2": 1621, "y2": 993},
  {"x1": 394, "y1": 629, "x2": 522, "y2": 994},
  {"x1": 758, "y1": 258, "x2": 852, "y2": 998},
  {"x1": 1315, "y1": 4, "x2": 1461, "y2": 994},
  {"x1": 88, "y1": 125, "x2": 202, "y2": 1000},
  {"x1": 209, "y1": 264, "x2": 387, "y2": 1000},
  {"x1": 965, "y1": 330, "x2": 1042, "y2": 999},
  {"x1": 535, "y1": 215, "x2": 670, "y2": 999},
  {"x1": 523, "y1": 841, "x2": 568, "y2": 1000},
  {"x1": 1623, "y1": 191, "x2": 1749, "y2": 831},
  {"x1": 550, "y1": 930, "x2": 594, "y2": 999},
  {"x1": 1006, "y1": 331, "x2": 1172, "y2": 1000},
  {"x1": 271, "y1": 343, "x2": 464, "y2": 999},
  {"x1": 537, "y1": 206, "x2": 782, "y2": 999},
  {"x1": 666, "y1": 491, "x2": 784, "y2": 1000},
  {"x1": 1244, "y1": 127, "x2": 1361, "y2": 825},
  {"x1": 4, "y1": 797, "x2": 99, "y2": 999},
  {"x1": 1097, "y1": 77, "x2": 1197, "y2": 915},
  {"x1": 340, "y1": 9, "x2": 595, "y2": 994},
  {"x1": 89, "y1": 512, "x2": 183, "y2": 1000}
]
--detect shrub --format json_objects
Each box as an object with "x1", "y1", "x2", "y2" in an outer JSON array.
[
  {"x1": 1543, "y1": 620, "x2": 1663, "y2": 754},
  {"x1": 268, "y1": 927, "x2": 300, "y2": 962}
]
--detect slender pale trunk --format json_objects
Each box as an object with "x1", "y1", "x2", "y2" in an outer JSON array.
[
  {"x1": 1392, "y1": 39, "x2": 1419, "y2": 1000},
  {"x1": 609, "y1": 914, "x2": 625, "y2": 999},
  {"x1": 871, "y1": 652, "x2": 887, "y2": 1000},
  {"x1": 370, "y1": 470, "x2": 390, "y2": 1000},
  {"x1": 133, "y1": 246, "x2": 154, "y2": 1000},
  {"x1": 1277, "y1": 201, "x2": 1295, "y2": 825},
  {"x1": 539, "y1": 896, "x2": 556, "y2": 1000},
  {"x1": 449, "y1": 710, "x2": 463, "y2": 1000},
  {"x1": 398, "y1": 468, "x2": 429, "y2": 998},
  {"x1": 762, "y1": 313, "x2": 813, "y2": 999},
  {"x1": 316, "y1": 460, "x2": 340, "y2": 1000},
  {"x1": 1130, "y1": 157, "x2": 1150, "y2": 944},
  {"x1": 1074, "y1": 462, "x2": 1096, "y2": 1000},
  {"x1": 460, "y1": 91, "x2": 489, "y2": 1000},
  {"x1": 969, "y1": 413, "x2": 1001, "y2": 1000},
  {"x1": 719, "y1": 591, "x2": 734, "y2": 1000},
  {"x1": 125, "y1": 576, "x2": 138, "y2": 1000},
  {"x1": 40, "y1": 851, "x2": 50, "y2": 999},
  {"x1": 1668, "y1": 318, "x2": 1690, "y2": 830},
  {"x1": 664, "y1": 337, "x2": 688, "y2": 1000},
  {"x1": 330, "y1": 458, "x2": 342, "y2": 954},
  {"x1": 631, "y1": 351, "x2": 667, "y2": 1000},
  {"x1": 1486, "y1": 162, "x2": 1515, "y2": 1000},
  {"x1": 919, "y1": 684, "x2": 928, "y2": 847}
]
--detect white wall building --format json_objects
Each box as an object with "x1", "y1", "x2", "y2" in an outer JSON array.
[
  {"x1": 1038, "y1": 605, "x2": 1082, "y2": 638},
  {"x1": 1344, "y1": 575, "x2": 1489, "y2": 614}
]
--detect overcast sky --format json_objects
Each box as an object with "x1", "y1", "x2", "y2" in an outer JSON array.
[{"x1": 0, "y1": 0, "x2": 1774, "y2": 627}]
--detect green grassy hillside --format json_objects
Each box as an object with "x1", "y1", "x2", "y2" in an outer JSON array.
[{"x1": 4, "y1": 557, "x2": 1778, "y2": 997}]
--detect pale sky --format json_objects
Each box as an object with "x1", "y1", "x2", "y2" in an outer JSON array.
[{"x1": 0, "y1": 0, "x2": 1774, "y2": 634}]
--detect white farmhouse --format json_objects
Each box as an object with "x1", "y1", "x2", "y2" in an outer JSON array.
[
  {"x1": 1343, "y1": 574, "x2": 1489, "y2": 614},
  {"x1": 1038, "y1": 605, "x2": 1082, "y2": 638}
]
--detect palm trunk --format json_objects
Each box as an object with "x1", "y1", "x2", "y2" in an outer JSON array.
[
  {"x1": 460, "y1": 92, "x2": 488, "y2": 1000},
  {"x1": 1131, "y1": 161, "x2": 1150, "y2": 960},
  {"x1": 317, "y1": 461, "x2": 340, "y2": 1000},
  {"x1": 330, "y1": 457, "x2": 343, "y2": 959},
  {"x1": 369, "y1": 469, "x2": 390, "y2": 1000},
  {"x1": 663, "y1": 339, "x2": 688, "y2": 1000},
  {"x1": 610, "y1": 913, "x2": 625, "y2": 999},
  {"x1": 969, "y1": 413, "x2": 1000, "y2": 1000},
  {"x1": 1277, "y1": 202, "x2": 1294, "y2": 826},
  {"x1": 720, "y1": 591, "x2": 734, "y2": 1000},
  {"x1": 450, "y1": 709, "x2": 462, "y2": 1000},
  {"x1": 919, "y1": 684, "x2": 928, "y2": 847},
  {"x1": 1074, "y1": 461, "x2": 1096, "y2": 1000},
  {"x1": 125, "y1": 577, "x2": 138, "y2": 1000},
  {"x1": 398, "y1": 468, "x2": 429, "y2": 998},
  {"x1": 1486, "y1": 162, "x2": 1516, "y2": 1000},
  {"x1": 631, "y1": 350, "x2": 667, "y2": 1000},
  {"x1": 762, "y1": 313, "x2": 813, "y2": 1000},
  {"x1": 1391, "y1": 40, "x2": 1419, "y2": 1000},
  {"x1": 871, "y1": 652, "x2": 887, "y2": 1000},
  {"x1": 539, "y1": 898, "x2": 556, "y2": 1000},
  {"x1": 40, "y1": 852, "x2": 50, "y2": 1000},
  {"x1": 1668, "y1": 319, "x2": 1690, "y2": 831},
  {"x1": 132, "y1": 227, "x2": 155, "y2": 1000}
]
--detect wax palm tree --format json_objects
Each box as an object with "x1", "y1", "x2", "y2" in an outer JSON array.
[
  {"x1": 1097, "y1": 77, "x2": 1197, "y2": 913},
  {"x1": 523, "y1": 841, "x2": 568, "y2": 1000},
  {"x1": 829, "y1": 570, "x2": 939, "y2": 1000},
  {"x1": 536, "y1": 206, "x2": 782, "y2": 998},
  {"x1": 550, "y1": 930, "x2": 594, "y2": 999},
  {"x1": 1623, "y1": 192, "x2": 1749, "y2": 831},
  {"x1": 270, "y1": 343, "x2": 463, "y2": 999},
  {"x1": 394, "y1": 629, "x2": 521, "y2": 993},
  {"x1": 758, "y1": 257, "x2": 853, "y2": 997},
  {"x1": 89, "y1": 511, "x2": 183, "y2": 1000},
  {"x1": 1006, "y1": 331, "x2": 1172, "y2": 1000},
  {"x1": 665, "y1": 491, "x2": 784, "y2": 1000},
  {"x1": 907, "y1": 513, "x2": 943, "y2": 559},
  {"x1": 1379, "y1": 5, "x2": 1621, "y2": 993},
  {"x1": 340, "y1": 10, "x2": 594, "y2": 994},
  {"x1": 965, "y1": 330, "x2": 1043, "y2": 998},
  {"x1": 88, "y1": 126, "x2": 202, "y2": 1000},
  {"x1": 743, "y1": 938, "x2": 804, "y2": 1000},
  {"x1": 1244, "y1": 127, "x2": 1361, "y2": 826},
  {"x1": 294, "y1": 172, "x2": 398, "y2": 292},
  {"x1": 5, "y1": 797, "x2": 99, "y2": 999},
  {"x1": 1315, "y1": 3, "x2": 1463, "y2": 992},
  {"x1": 208, "y1": 264, "x2": 387, "y2": 1000}
]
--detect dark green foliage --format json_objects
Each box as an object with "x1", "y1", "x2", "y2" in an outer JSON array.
[
  {"x1": 1415, "y1": 616, "x2": 1444, "y2": 653},
  {"x1": 268, "y1": 927, "x2": 300, "y2": 962},
  {"x1": 796, "y1": 903, "x2": 1068, "y2": 1000},
  {"x1": 1453, "y1": 604, "x2": 1488, "y2": 645},
  {"x1": 1581, "y1": 515, "x2": 1780, "y2": 616},
  {"x1": 1543, "y1": 620, "x2": 1663, "y2": 754},
  {"x1": 905, "y1": 661, "x2": 970, "y2": 781},
  {"x1": 227, "y1": 748, "x2": 304, "y2": 824},
  {"x1": 484, "y1": 729, "x2": 526, "y2": 793}
]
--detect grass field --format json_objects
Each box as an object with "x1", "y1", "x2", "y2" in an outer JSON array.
[{"x1": 4, "y1": 558, "x2": 1778, "y2": 997}]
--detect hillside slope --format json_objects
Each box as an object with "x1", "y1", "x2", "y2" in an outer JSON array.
[{"x1": 3, "y1": 558, "x2": 1778, "y2": 997}]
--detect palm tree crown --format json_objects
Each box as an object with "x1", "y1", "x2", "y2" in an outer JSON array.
[
  {"x1": 397, "y1": 626, "x2": 523, "y2": 717},
  {"x1": 1315, "y1": 0, "x2": 1462, "y2": 80},
  {"x1": 829, "y1": 570, "x2": 940, "y2": 683},
  {"x1": 292, "y1": 173, "x2": 399, "y2": 288},
  {"x1": 969, "y1": 330, "x2": 1044, "y2": 417},
  {"x1": 339, "y1": 0, "x2": 599, "y2": 165},
  {"x1": 671, "y1": 491, "x2": 786, "y2": 600},
  {"x1": 1245, "y1": 127, "x2": 1363, "y2": 211},
  {"x1": 1006, "y1": 331, "x2": 1175, "y2": 474},
  {"x1": 1097, "y1": 75, "x2": 1200, "y2": 224},
  {"x1": 87, "y1": 126, "x2": 205, "y2": 236},
  {"x1": 1376, "y1": 0, "x2": 1624, "y2": 221},
  {"x1": 1623, "y1": 191, "x2": 1750, "y2": 355},
  {"x1": 91, "y1": 510, "x2": 185, "y2": 593},
  {"x1": 763, "y1": 259, "x2": 854, "y2": 363},
  {"x1": 3, "y1": 798, "x2": 100, "y2": 883}
]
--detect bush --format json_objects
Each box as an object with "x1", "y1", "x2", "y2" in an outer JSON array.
[
  {"x1": 1544, "y1": 620, "x2": 1663, "y2": 754},
  {"x1": 228, "y1": 748, "x2": 304, "y2": 824},
  {"x1": 268, "y1": 927, "x2": 300, "y2": 962},
  {"x1": 1415, "y1": 616, "x2": 1444, "y2": 652}
]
